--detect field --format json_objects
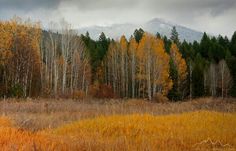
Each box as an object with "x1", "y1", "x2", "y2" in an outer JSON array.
[{"x1": 0, "y1": 98, "x2": 236, "y2": 151}]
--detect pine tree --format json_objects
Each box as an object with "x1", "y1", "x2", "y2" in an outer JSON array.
[
  {"x1": 168, "y1": 43, "x2": 187, "y2": 100},
  {"x1": 192, "y1": 54, "x2": 205, "y2": 97},
  {"x1": 168, "y1": 58, "x2": 179, "y2": 100},
  {"x1": 227, "y1": 55, "x2": 236, "y2": 97},
  {"x1": 230, "y1": 31, "x2": 236, "y2": 57},
  {"x1": 133, "y1": 28, "x2": 144, "y2": 43},
  {"x1": 170, "y1": 26, "x2": 180, "y2": 47}
]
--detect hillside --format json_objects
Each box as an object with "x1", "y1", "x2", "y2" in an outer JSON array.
[{"x1": 78, "y1": 18, "x2": 203, "y2": 42}]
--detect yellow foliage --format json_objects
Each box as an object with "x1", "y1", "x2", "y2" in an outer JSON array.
[
  {"x1": 170, "y1": 43, "x2": 187, "y2": 82},
  {"x1": 137, "y1": 33, "x2": 172, "y2": 96},
  {"x1": 128, "y1": 37, "x2": 138, "y2": 54},
  {"x1": 0, "y1": 21, "x2": 14, "y2": 66},
  {"x1": 120, "y1": 35, "x2": 128, "y2": 52}
]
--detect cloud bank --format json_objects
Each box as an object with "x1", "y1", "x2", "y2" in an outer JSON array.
[{"x1": 0, "y1": 0, "x2": 235, "y2": 37}]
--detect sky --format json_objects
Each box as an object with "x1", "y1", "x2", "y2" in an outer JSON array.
[{"x1": 0, "y1": 0, "x2": 236, "y2": 37}]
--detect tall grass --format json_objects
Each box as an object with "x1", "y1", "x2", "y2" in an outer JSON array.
[
  {"x1": 51, "y1": 111, "x2": 236, "y2": 151},
  {"x1": 0, "y1": 98, "x2": 235, "y2": 150},
  {"x1": 0, "y1": 111, "x2": 235, "y2": 150},
  {"x1": 0, "y1": 98, "x2": 235, "y2": 131}
]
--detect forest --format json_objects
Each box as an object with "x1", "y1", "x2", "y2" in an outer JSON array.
[
  {"x1": 0, "y1": 17, "x2": 236, "y2": 101},
  {"x1": 0, "y1": 17, "x2": 236, "y2": 151}
]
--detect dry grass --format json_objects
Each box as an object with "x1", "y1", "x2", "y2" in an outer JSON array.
[
  {"x1": 0, "y1": 127, "x2": 69, "y2": 151},
  {"x1": 0, "y1": 111, "x2": 235, "y2": 150},
  {"x1": 0, "y1": 98, "x2": 235, "y2": 150},
  {"x1": 0, "y1": 97, "x2": 235, "y2": 131},
  {"x1": 51, "y1": 111, "x2": 236, "y2": 151}
]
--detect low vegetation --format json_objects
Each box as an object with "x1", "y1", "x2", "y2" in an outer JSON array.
[
  {"x1": 0, "y1": 98, "x2": 235, "y2": 150},
  {"x1": 52, "y1": 111, "x2": 236, "y2": 151}
]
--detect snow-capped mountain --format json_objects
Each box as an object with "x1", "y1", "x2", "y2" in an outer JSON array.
[{"x1": 78, "y1": 18, "x2": 203, "y2": 42}]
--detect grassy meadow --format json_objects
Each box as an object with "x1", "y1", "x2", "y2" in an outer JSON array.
[{"x1": 0, "y1": 98, "x2": 235, "y2": 151}]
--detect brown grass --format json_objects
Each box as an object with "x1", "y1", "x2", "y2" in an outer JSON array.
[
  {"x1": 0, "y1": 97, "x2": 235, "y2": 131},
  {"x1": 0, "y1": 97, "x2": 235, "y2": 150}
]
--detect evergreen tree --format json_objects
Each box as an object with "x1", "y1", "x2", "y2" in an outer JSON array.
[
  {"x1": 168, "y1": 58, "x2": 180, "y2": 101},
  {"x1": 180, "y1": 40, "x2": 191, "y2": 59},
  {"x1": 192, "y1": 54, "x2": 205, "y2": 97},
  {"x1": 156, "y1": 32, "x2": 161, "y2": 39},
  {"x1": 208, "y1": 42, "x2": 225, "y2": 62},
  {"x1": 218, "y1": 35, "x2": 230, "y2": 50},
  {"x1": 81, "y1": 32, "x2": 110, "y2": 82},
  {"x1": 98, "y1": 32, "x2": 110, "y2": 61},
  {"x1": 230, "y1": 31, "x2": 236, "y2": 57},
  {"x1": 168, "y1": 43, "x2": 187, "y2": 101},
  {"x1": 133, "y1": 28, "x2": 144, "y2": 43},
  {"x1": 192, "y1": 41, "x2": 200, "y2": 56},
  {"x1": 170, "y1": 26, "x2": 180, "y2": 46},
  {"x1": 163, "y1": 36, "x2": 172, "y2": 53},
  {"x1": 200, "y1": 32, "x2": 211, "y2": 59},
  {"x1": 227, "y1": 55, "x2": 236, "y2": 97}
]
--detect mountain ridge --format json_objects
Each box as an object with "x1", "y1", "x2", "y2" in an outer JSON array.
[{"x1": 78, "y1": 18, "x2": 203, "y2": 42}]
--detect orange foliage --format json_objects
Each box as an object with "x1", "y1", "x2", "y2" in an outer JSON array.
[
  {"x1": 89, "y1": 82, "x2": 116, "y2": 98},
  {"x1": 170, "y1": 43, "x2": 187, "y2": 82},
  {"x1": 137, "y1": 33, "x2": 172, "y2": 96},
  {"x1": 0, "y1": 17, "x2": 42, "y2": 97}
]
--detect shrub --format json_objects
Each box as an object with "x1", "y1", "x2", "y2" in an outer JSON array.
[
  {"x1": 0, "y1": 85, "x2": 7, "y2": 97},
  {"x1": 72, "y1": 90, "x2": 86, "y2": 99},
  {"x1": 8, "y1": 84, "x2": 24, "y2": 98},
  {"x1": 89, "y1": 82, "x2": 116, "y2": 99},
  {"x1": 153, "y1": 93, "x2": 169, "y2": 103}
]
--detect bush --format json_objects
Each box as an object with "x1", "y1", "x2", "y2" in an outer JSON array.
[
  {"x1": 0, "y1": 85, "x2": 7, "y2": 97},
  {"x1": 8, "y1": 84, "x2": 24, "y2": 98},
  {"x1": 152, "y1": 93, "x2": 169, "y2": 103},
  {"x1": 89, "y1": 82, "x2": 116, "y2": 99},
  {"x1": 72, "y1": 90, "x2": 86, "y2": 100}
]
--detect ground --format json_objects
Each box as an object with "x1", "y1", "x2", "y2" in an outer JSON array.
[{"x1": 0, "y1": 98, "x2": 235, "y2": 150}]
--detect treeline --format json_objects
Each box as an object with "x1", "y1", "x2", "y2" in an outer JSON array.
[
  {"x1": 82, "y1": 27, "x2": 236, "y2": 100},
  {"x1": 0, "y1": 18, "x2": 90, "y2": 98},
  {"x1": 0, "y1": 18, "x2": 236, "y2": 100}
]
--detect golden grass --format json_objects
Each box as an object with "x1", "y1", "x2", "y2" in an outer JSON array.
[
  {"x1": 0, "y1": 98, "x2": 235, "y2": 150},
  {"x1": 1, "y1": 97, "x2": 235, "y2": 131},
  {"x1": 0, "y1": 116, "x2": 12, "y2": 127},
  {"x1": 0, "y1": 117, "x2": 70, "y2": 151},
  {"x1": 51, "y1": 111, "x2": 236, "y2": 151},
  {"x1": 0, "y1": 127, "x2": 70, "y2": 151},
  {"x1": 0, "y1": 111, "x2": 235, "y2": 150}
]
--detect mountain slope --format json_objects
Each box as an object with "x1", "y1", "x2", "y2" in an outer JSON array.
[{"x1": 78, "y1": 18, "x2": 203, "y2": 42}]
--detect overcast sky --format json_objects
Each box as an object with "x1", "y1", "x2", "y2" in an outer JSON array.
[{"x1": 0, "y1": 0, "x2": 235, "y2": 37}]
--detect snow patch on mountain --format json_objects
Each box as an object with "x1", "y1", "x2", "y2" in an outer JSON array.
[{"x1": 78, "y1": 18, "x2": 203, "y2": 42}]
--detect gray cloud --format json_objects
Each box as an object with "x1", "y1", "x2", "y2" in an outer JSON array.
[
  {"x1": 0, "y1": 0, "x2": 235, "y2": 37},
  {"x1": 65, "y1": 0, "x2": 138, "y2": 10},
  {"x1": 0, "y1": 0, "x2": 61, "y2": 11}
]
